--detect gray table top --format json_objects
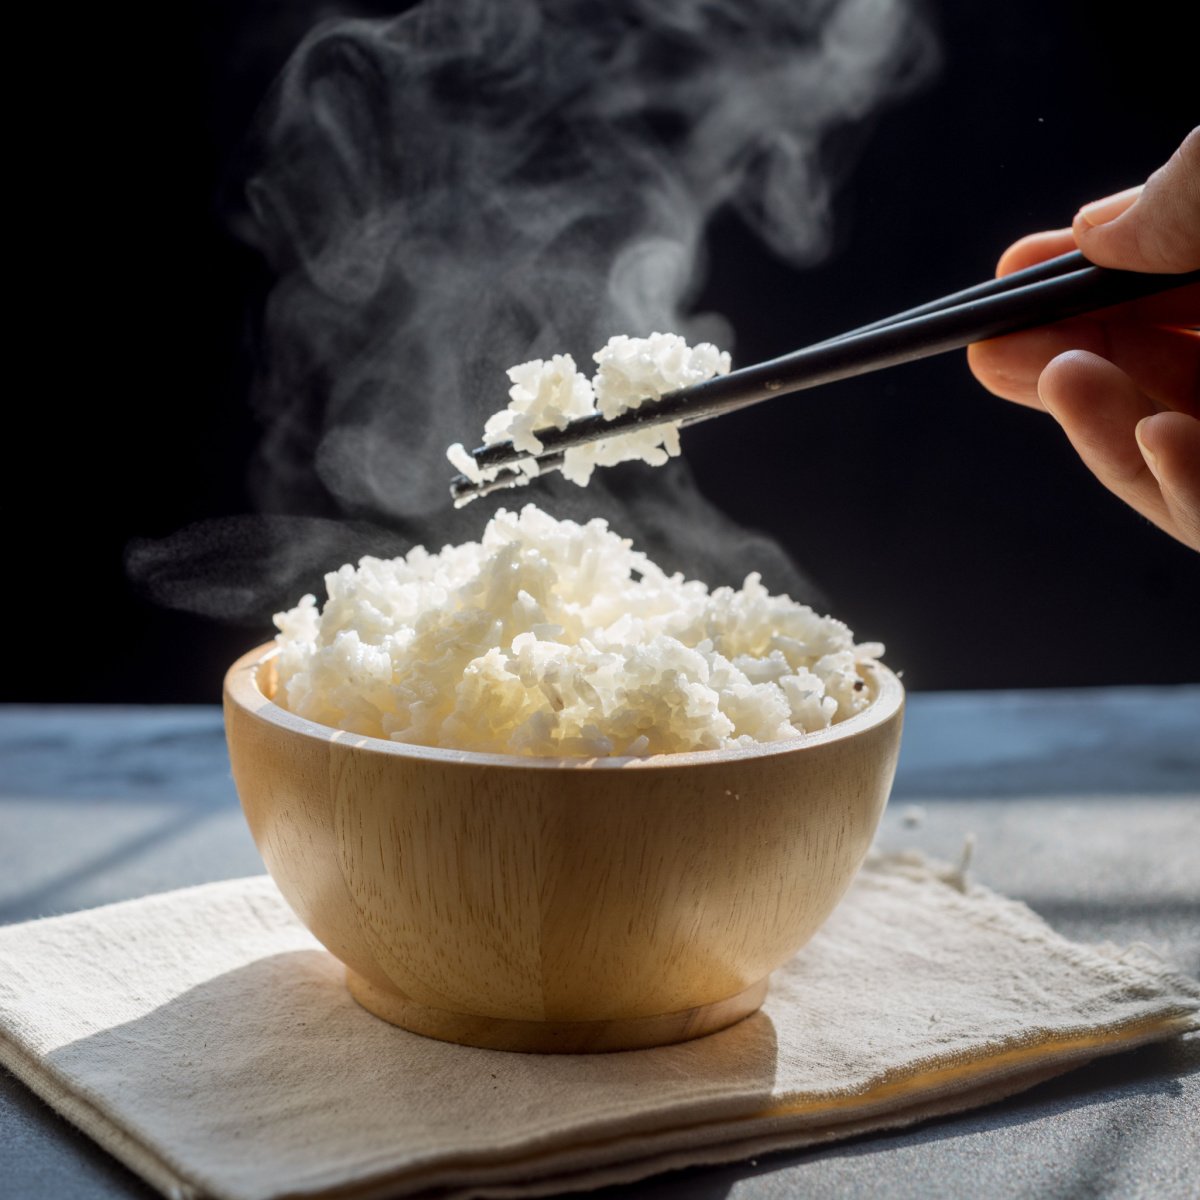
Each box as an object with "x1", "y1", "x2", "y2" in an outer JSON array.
[{"x1": 2, "y1": 687, "x2": 1198, "y2": 1199}]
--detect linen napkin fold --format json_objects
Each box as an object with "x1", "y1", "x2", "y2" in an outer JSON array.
[{"x1": 1, "y1": 857, "x2": 1197, "y2": 1200}]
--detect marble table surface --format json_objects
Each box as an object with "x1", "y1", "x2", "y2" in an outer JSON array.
[{"x1": 2, "y1": 687, "x2": 1198, "y2": 1199}]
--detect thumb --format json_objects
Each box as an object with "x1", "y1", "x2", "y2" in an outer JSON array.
[{"x1": 1072, "y1": 127, "x2": 1200, "y2": 273}]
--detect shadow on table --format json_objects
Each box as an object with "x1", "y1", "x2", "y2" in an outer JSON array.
[
  {"x1": 0, "y1": 712, "x2": 235, "y2": 802},
  {"x1": 0, "y1": 712, "x2": 256, "y2": 923},
  {"x1": 0, "y1": 806, "x2": 237, "y2": 925}
]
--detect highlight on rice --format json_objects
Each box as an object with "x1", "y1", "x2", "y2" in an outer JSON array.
[{"x1": 272, "y1": 505, "x2": 884, "y2": 757}]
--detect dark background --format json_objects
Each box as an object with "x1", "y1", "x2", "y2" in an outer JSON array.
[{"x1": 12, "y1": 1, "x2": 1198, "y2": 703}]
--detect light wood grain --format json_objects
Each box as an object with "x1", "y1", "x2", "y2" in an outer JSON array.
[{"x1": 225, "y1": 644, "x2": 903, "y2": 1052}]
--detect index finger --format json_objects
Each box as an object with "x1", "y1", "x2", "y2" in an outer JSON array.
[
  {"x1": 996, "y1": 229, "x2": 1077, "y2": 277},
  {"x1": 996, "y1": 228, "x2": 1199, "y2": 324}
]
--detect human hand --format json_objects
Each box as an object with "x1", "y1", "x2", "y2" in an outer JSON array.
[{"x1": 968, "y1": 128, "x2": 1200, "y2": 551}]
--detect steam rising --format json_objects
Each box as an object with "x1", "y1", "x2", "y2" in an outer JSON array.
[{"x1": 132, "y1": 0, "x2": 938, "y2": 621}]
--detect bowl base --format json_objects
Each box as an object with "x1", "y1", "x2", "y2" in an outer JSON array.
[{"x1": 345, "y1": 971, "x2": 769, "y2": 1053}]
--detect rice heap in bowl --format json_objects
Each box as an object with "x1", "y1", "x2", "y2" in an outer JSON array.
[{"x1": 273, "y1": 505, "x2": 884, "y2": 757}]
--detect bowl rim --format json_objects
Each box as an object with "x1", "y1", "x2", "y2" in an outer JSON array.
[{"x1": 225, "y1": 641, "x2": 903, "y2": 772}]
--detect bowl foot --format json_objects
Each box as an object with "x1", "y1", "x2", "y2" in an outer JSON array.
[{"x1": 345, "y1": 971, "x2": 769, "y2": 1053}]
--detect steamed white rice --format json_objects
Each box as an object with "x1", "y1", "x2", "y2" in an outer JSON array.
[
  {"x1": 273, "y1": 505, "x2": 884, "y2": 757},
  {"x1": 447, "y1": 332, "x2": 731, "y2": 495}
]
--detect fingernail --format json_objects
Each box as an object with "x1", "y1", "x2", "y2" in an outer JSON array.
[
  {"x1": 1077, "y1": 186, "x2": 1141, "y2": 228},
  {"x1": 1135, "y1": 417, "x2": 1161, "y2": 482}
]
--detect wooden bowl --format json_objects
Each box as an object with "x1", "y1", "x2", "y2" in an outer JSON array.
[{"x1": 224, "y1": 643, "x2": 903, "y2": 1053}]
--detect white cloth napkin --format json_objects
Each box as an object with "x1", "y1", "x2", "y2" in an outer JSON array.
[{"x1": 1, "y1": 855, "x2": 1196, "y2": 1200}]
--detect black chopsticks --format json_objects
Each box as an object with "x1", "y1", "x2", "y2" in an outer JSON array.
[{"x1": 449, "y1": 252, "x2": 1199, "y2": 504}]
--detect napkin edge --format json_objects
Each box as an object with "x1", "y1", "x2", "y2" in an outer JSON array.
[
  {"x1": 0, "y1": 1031, "x2": 199, "y2": 1200},
  {"x1": 274, "y1": 1011, "x2": 1199, "y2": 1200}
]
